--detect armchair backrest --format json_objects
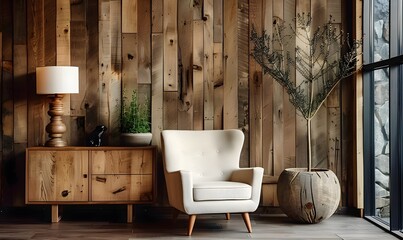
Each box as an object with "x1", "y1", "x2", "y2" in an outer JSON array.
[{"x1": 161, "y1": 129, "x2": 244, "y2": 181}]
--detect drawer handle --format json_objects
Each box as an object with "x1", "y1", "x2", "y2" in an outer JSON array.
[
  {"x1": 83, "y1": 174, "x2": 88, "y2": 178},
  {"x1": 61, "y1": 190, "x2": 70, "y2": 197},
  {"x1": 112, "y1": 186, "x2": 126, "y2": 194},
  {"x1": 96, "y1": 176, "x2": 107, "y2": 183}
]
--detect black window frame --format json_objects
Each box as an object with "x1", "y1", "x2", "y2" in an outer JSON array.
[{"x1": 363, "y1": 0, "x2": 403, "y2": 237}]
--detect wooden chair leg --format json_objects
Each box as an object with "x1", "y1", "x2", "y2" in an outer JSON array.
[
  {"x1": 225, "y1": 213, "x2": 230, "y2": 220},
  {"x1": 242, "y1": 212, "x2": 252, "y2": 233},
  {"x1": 188, "y1": 215, "x2": 197, "y2": 236}
]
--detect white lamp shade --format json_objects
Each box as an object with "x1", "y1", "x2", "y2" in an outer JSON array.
[{"x1": 36, "y1": 66, "x2": 79, "y2": 94}]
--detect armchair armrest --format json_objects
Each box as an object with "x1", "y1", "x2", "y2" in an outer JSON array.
[
  {"x1": 230, "y1": 167, "x2": 264, "y2": 201},
  {"x1": 164, "y1": 170, "x2": 194, "y2": 213}
]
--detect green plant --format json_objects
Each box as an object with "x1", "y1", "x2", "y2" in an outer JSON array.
[
  {"x1": 251, "y1": 12, "x2": 361, "y2": 171},
  {"x1": 121, "y1": 90, "x2": 151, "y2": 133}
]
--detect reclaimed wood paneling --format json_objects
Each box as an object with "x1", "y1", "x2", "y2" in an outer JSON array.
[
  {"x1": 70, "y1": 0, "x2": 87, "y2": 118},
  {"x1": 122, "y1": 0, "x2": 137, "y2": 33},
  {"x1": 192, "y1": 20, "x2": 204, "y2": 130},
  {"x1": 203, "y1": 0, "x2": 214, "y2": 130},
  {"x1": 85, "y1": 0, "x2": 100, "y2": 134},
  {"x1": 272, "y1": 0, "x2": 284, "y2": 177},
  {"x1": 262, "y1": 0, "x2": 273, "y2": 177},
  {"x1": 238, "y1": 0, "x2": 249, "y2": 168},
  {"x1": 295, "y1": 0, "x2": 310, "y2": 168},
  {"x1": 151, "y1": 0, "x2": 163, "y2": 33},
  {"x1": 223, "y1": 0, "x2": 238, "y2": 129},
  {"x1": 0, "y1": 0, "x2": 355, "y2": 208},
  {"x1": 213, "y1": 43, "x2": 223, "y2": 130},
  {"x1": 12, "y1": 0, "x2": 28, "y2": 206},
  {"x1": 151, "y1": 33, "x2": 163, "y2": 147},
  {"x1": 122, "y1": 33, "x2": 138, "y2": 95},
  {"x1": 1, "y1": 0, "x2": 12, "y2": 60},
  {"x1": 27, "y1": 0, "x2": 47, "y2": 147},
  {"x1": 138, "y1": 0, "x2": 151, "y2": 85},
  {"x1": 249, "y1": 0, "x2": 263, "y2": 169},
  {"x1": 163, "y1": 92, "x2": 178, "y2": 130},
  {"x1": 213, "y1": 0, "x2": 223, "y2": 43},
  {"x1": 177, "y1": 0, "x2": 194, "y2": 130},
  {"x1": 310, "y1": 0, "x2": 328, "y2": 170},
  {"x1": 163, "y1": 0, "x2": 178, "y2": 91},
  {"x1": 13, "y1": 0, "x2": 28, "y2": 144},
  {"x1": 283, "y1": 0, "x2": 296, "y2": 170},
  {"x1": 2, "y1": 61, "x2": 14, "y2": 205}
]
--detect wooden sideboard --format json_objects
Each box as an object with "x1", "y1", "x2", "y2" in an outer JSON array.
[{"x1": 25, "y1": 146, "x2": 156, "y2": 223}]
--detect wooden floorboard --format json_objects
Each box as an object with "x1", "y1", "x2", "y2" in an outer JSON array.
[{"x1": 0, "y1": 207, "x2": 398, "y2": 239}]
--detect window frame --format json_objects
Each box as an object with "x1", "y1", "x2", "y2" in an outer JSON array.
[{"x1": 363, "y1": 0, "x2": 403, "y2": 236}]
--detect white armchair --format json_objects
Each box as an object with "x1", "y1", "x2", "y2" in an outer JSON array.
[{"x1": 161, "y1": 129, "x2": 264, "y2": 235}]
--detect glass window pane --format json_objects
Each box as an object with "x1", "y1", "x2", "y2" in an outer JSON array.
[
  {"x1": 373, "y1": 68, "x2": 390, "y2": 223},
  {"x1": 373, "y1": 0, "x2": 390, "y2": 62}
]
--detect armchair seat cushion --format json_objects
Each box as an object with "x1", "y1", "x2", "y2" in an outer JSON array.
[{"x1": 193, "y1": 181, "x2": 252, "y2": 201}]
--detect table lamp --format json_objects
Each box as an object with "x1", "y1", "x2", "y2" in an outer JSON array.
[{"x1": 36, "y1": 66, "x2": 79, "y2": 147}]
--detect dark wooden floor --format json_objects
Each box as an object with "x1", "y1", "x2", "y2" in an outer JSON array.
[{"x1": 0, "y1": 206, "x2": 398, "y2": 239}]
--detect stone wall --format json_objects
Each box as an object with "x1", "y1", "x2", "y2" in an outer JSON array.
[{"x1": 373, "y1": 0, "x2": 390, "y2": 219}]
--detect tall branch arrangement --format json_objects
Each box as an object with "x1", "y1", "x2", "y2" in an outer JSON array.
[{"x1": 251, "y1": 13, "x2": 362, "y2": 171}]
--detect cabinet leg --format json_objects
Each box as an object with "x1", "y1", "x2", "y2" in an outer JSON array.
[
  {"x1": 127, "y1": 204, "x2": 133, "y2": 223},
  {"x1": 51, "y1": 205, "x2": 61, "y2": 223}
]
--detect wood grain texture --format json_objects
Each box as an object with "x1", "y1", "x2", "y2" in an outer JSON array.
[
  {"x1": 27, "y1": 0, "x2": 48, "y2": 147},
  {"x1": 272, "y1": 1, "x2": 284, "y2": 176},
  {"x1": 238, "y1": 0, "x2": 250, "y2": 168},
  {"x1": 151, "y1": 0, "x2": 163, "y2": 33},
  {"x1": 13, "y1": 45, "x2": 28, "y2": 144},
  {"x1": 122, "y1": 0, "x2": 137, "y2": 33},
  {"x1": 192, "y1": 20, "x2": 204, "y2": 130},
  {"x1": 213, "y1": 43, "x2": 223, "y2": 130},
  {"x1": 283, "y1": 0, "x2": 296, "y2": 170},
  {"x1": 163, "y1": 92, "x2": 178, "y2": 130},
  {"x1": 203, "y1": 0, "x2": 214, "y2": 130},
  {"x1": 91, "y1": 150, "x2": 153, "y2": 174},
  {"x1": 249, "y1": 0, "x2": 263, "y2": 168},
  {"x1": 27, "y1": 150, "x2": 89, "y2": 202},
  {"x1": 295, "y1": 0, "x2": 311, "y2": 171},
  {"x1": 213, "y1": 0, "x2": 223, "y2": 43},
  {"x1": 91, "y1": 174, "x2": 153, "y2": 201},
  {"x1": 151, "y1": 34, "x2": 163, "y2": 146},
  {"x1": 56, "y1": 0, "x2": 72, "y2": 123},
  {"x1": 26, "y1": 147, "x2": 156, "y2": 205},
  {"x1": 177, "y1": 0, "x2": 194, "y2": 130},
  {"x1": 70, "y1": 20, "x2": 87, "y2": 118},
  {"x1": 163, "y1": 0, "x2": 178, "y2": 91},
  {"x1": 262, "y1": 0, "x2": 273, "y2": 176},
  {"x1": 223, "y1": 0, "x2": 238, "y2": 129},
  {"x1": 310, "y1": 0, "x2": 328, "y2": 170},
  {"x1": 85, "y1": 0, "x2": 100, "y2": 134},
  {"x1": 138, "y1": 0, "x2": 151, "y2": 84},
  {"x1": 122, "y1": 33, "x2": 138, "y2": 96}
]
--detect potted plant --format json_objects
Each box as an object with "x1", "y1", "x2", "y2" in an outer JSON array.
[
  {"x1": 120, "y1": 90, "x2": 152, "y2": 146},
  {"x1": 251, "y1": 13, "x2": 361, "y2": 223}
]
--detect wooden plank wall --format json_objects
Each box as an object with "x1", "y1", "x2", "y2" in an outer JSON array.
[
  {"x1": 248, "y1": 0, "x2": 345, "y2": 206},
  {"x1": 0, "y1": 0, "x2": 357, "y2": 207}
]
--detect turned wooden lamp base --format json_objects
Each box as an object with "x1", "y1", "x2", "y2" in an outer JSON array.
[{"x1": 45, "y1": 94, "x2": 67, "y2": 147}]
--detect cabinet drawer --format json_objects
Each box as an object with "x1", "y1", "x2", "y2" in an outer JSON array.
[
  {"x1": 91, "y1": 174, "x2": 153, "y2": 202},
  {"x1": 91, "y1": 150, "x2": 153, "y2": 174},
  {"x1": 27, "y1": 150, "x2": 89, "y2": 202}
]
